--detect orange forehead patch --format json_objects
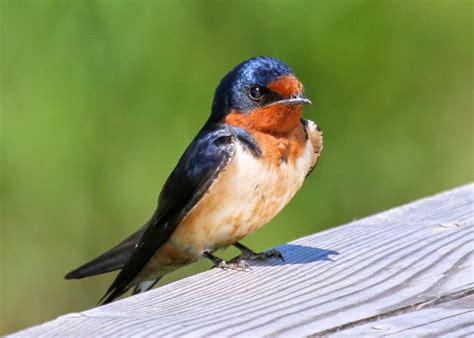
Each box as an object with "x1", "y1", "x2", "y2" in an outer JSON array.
[{"x1": 267, "y1": 75, "x2": 303, "y2": 97}]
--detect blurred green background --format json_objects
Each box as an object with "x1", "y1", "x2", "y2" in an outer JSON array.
[{"x1": 1, "y1": 0, "x2": 473, "y2": 334}]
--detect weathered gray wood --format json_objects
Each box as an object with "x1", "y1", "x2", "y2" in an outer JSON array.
[
  {"x1": 10, "y1": 184, "x2": 474, "y2": 337},
  {"x1": 336, "y1": 294, "x2": 474, "y2": 336}
]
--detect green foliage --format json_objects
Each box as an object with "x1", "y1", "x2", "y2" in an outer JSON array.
[{"x1": 1, "y1": 0, "x2": 472, "y2": 334}]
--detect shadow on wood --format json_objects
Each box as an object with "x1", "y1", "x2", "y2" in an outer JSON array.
[{"x1": 276, "y1": 244, "x2": 339, "y2": 265}]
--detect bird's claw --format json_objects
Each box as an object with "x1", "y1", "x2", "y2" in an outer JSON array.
[
  {"x1": 216, "y1": 259, "x2": 251, "y2": 271},
  {"x1": 238, "y1": 249, "x2": 285, "y2": 262}
]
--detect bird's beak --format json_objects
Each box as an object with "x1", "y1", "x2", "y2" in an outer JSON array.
[{"x1": 269, "y1": 94, "x2": 312, "y2": 107}]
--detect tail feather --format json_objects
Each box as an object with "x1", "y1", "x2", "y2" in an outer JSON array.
[
  {"x1": 65, "y1": 226, "x2": 145, "y2": 280},
  {"x1": 99, "y1": 283, "x2": 132, "y2": 305}
]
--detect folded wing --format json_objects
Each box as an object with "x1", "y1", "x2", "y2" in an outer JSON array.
[{"x1": 99, "y1": 126, "x2": 236, "y2": 304}]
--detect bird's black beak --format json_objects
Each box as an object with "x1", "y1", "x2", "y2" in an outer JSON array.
[{"x1": 269, "y1": 94, "x2": 312, "y2": 107}]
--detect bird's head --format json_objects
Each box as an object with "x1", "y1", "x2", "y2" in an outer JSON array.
[{"x1": 210, "y1": 56, "x2": 311, "y2": 134}]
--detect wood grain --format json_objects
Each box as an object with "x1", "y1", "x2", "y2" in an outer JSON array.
[
  {"x1": 9, "y1": 183, "x2": 474, "y2": 337},
  {"x1": 337, "y1": 294, "x2": 474, "y2": 336}
]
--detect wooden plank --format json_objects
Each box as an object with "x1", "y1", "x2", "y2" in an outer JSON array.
[
  {"x1": 333, "y1": 294, "x2": 474, "y2": 336},
  {"x1": 10, "y1": 184, "x2": 474, "y2": 337}
]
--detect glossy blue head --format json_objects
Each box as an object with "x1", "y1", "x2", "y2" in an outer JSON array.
[{"x1": 209, "y1": 56, "x2": 310, "y2": 123}]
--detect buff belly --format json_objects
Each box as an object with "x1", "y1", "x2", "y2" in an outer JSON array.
[{"x1": 138, "y1": 122, "x2": 321, "y2": 280}]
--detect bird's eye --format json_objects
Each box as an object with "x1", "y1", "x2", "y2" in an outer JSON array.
[{"x1": 249, "y1": 86, "x2": 264, "y2": 101}]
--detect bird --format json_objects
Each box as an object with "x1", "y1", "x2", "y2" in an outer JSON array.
[{"x1": 65, "y1": 56, "x2": 323, "y2": 305}]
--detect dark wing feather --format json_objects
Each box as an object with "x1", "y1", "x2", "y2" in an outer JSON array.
[
  {"x1": 65, "y1": 226, "x2": 145, "y2": 279},
  {"x1": 99, "y1": 125, "x2": 235, "y2": 304}
]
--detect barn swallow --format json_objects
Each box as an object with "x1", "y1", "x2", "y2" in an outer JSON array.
[{"x1": 65, "y1": 56, "x2": 323, "y2": 304}]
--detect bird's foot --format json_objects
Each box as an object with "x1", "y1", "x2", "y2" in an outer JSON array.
[
  {"x1": 204, "y1": 251, "x2": 251, "y2": 271},
  {"x1": 240, "y1": 249, "x2": 285, "y2": 262},
  {"x1": 217, "y1": 259, "x2": 251, "y2": 271},
  {"x1": 233, "y1": 242, "x2": 285, "y2": 262}
]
